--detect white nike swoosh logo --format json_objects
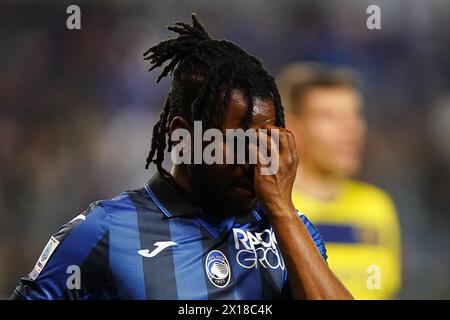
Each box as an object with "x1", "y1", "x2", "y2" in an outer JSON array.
[{"x1": 138, "y1": 241, "x2": 177, "y2": 258}]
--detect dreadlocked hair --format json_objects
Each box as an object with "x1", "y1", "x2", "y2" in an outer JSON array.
[{"x1": 143, "y1": 13, "x2": 285, "y2": 175}]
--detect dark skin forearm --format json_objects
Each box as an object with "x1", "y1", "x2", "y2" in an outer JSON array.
[
  {"x1": 266, "y1": 201, "x2": 353, "y2": 300},
  {"x1": 253, "y1": 125, "x2": 353, "y2": 300}
]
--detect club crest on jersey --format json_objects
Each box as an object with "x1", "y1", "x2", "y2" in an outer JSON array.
[{"x1": 205, "y1": 250, "x2": 231, "y2": 288}]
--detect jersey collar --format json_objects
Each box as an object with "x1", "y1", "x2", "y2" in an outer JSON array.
[{"x1": 144, "y1": 172, "x2": 260, "y2": 223}]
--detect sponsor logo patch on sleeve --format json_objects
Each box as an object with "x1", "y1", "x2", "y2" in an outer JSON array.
[{"x1": 29, "y1": 236, "x2": 60, "y2": 280}]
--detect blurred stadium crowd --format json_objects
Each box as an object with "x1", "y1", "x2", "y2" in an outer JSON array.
[{"x1": 0, "y1": 0, "x2": 449, "y2": 299}]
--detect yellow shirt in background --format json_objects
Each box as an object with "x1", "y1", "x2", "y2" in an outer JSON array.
[{"x1": 292, "y1": 179, "x2": 401, "y2": 299}]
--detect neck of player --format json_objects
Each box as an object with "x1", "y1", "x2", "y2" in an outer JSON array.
[{"x1": 294, "y1": 164, "x2": 342, "y2": 201}]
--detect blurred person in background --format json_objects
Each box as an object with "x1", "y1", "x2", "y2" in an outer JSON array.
[{"x1": 277, "y1": 63, "x2": 401, "y2": 299}]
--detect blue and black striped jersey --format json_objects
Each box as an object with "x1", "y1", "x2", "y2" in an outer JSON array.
[{"x1": 11, "y1": 173, "x2": 327, "y2": 300}]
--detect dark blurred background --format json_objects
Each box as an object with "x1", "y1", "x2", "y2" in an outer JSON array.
[{"x1": 0, "y1": 0, "x2": 449, "y2": 299}]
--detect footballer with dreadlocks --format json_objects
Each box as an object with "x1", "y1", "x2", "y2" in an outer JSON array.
[{"x1": 11, "y1": 14, "x2": 352, "y2": 300}]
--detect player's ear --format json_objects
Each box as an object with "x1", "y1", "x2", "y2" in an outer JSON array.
[
  {"x1": 170, "y1": 116, "x2": 191, "y2": 134},
  {"x1": 169, "y1": 116, "x2": 192, "y2": 149},
  {"x1": 169, "y1": 116, "x2": 193, "y2": 163}
]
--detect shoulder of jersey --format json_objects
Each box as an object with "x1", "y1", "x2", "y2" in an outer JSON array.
[
  {"x1": 94, "y1": 187, "x2": 161, "y2": 216},
  {"x1": 343, "y1": 179, "x2": 395, "y2": 208}
]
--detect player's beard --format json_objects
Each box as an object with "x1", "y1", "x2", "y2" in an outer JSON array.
[{"x1": 187, "y1": 163, "x2": 256, "y2": 220}]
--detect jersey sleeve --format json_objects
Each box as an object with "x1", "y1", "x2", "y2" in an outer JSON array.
[
  {"x1": 280, "y1": 210, "x2": 329, "y2": 299},
  {"x1": 297, "y1": 211, "x2": 328, "y2": 262},
  {"x1": 370, "y1": 191, "x2": 402, "y2": 298},
  {"x1": 10, "y1": 202, "x2": 113, "y2": 300}
]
